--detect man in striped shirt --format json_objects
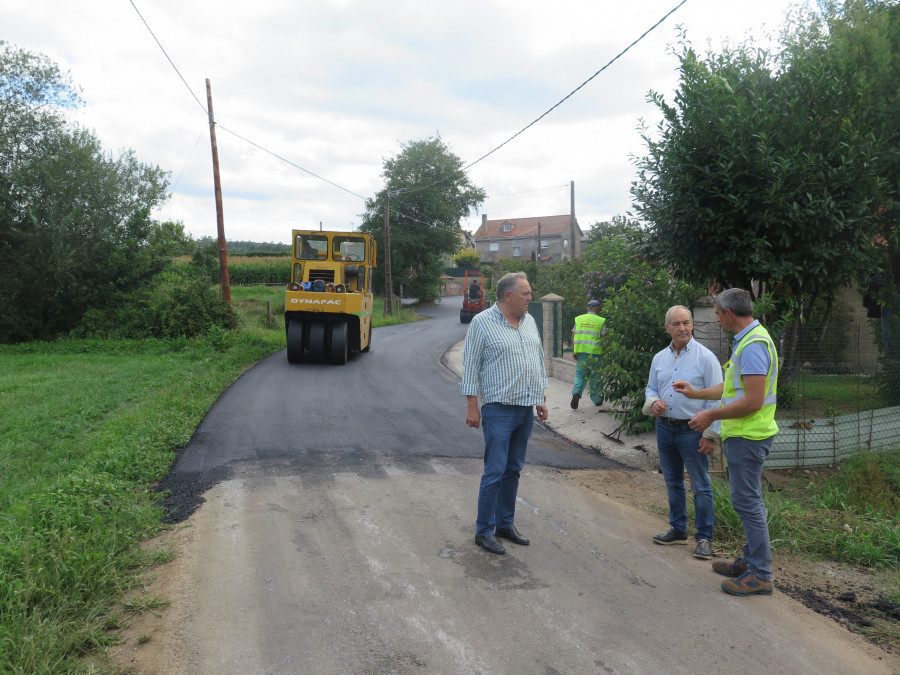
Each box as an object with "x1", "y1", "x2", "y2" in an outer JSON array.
[{"x1": 461, "y1": 272, "x2": 549, "y2": 555}]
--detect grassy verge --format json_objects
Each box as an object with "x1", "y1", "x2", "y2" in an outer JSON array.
[
  {"x1": 708, "y1": 451, "x2": 900, "y2": 647},
  {"x1": 0, "y1": 286, "x2": 420, "y2": 674},
  {"x1": 710, "y1": 451, "x2": 900, "y2": 570}
]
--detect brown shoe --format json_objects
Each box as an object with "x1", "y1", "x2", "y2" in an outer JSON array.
[
  {"x1": 721, "y1": 571, "x2": 773, "y2": 596},
  {"x1": 712, "y1": 556, "x2": 748, "y2": 577}
]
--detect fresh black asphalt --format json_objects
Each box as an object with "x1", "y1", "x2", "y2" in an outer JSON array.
[{"x1": 154, "y1": 297, "x2": 625, "y2": 523}]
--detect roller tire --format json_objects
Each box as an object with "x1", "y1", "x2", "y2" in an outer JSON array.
[
  {"x1": 329, "y1": 321, "x2": 348, "y2": 365},
  {"x1": 308, "y1": 320, "x2": 326, "y2": 363},
  {"x1": 286, "y1": 319, "x2": 305, "y2": 363}
]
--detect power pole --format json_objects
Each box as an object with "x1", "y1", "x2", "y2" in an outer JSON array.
[
  {"x1": 569, "y1": 180, "x2": 578, "y2": 259},
  {"x1": 383, "y1": 191, "x2": 393, "y2": 315},
  {"x1": 536, "y1": 221, "x2": 542, "y2": 263},
  {"x1": 206, "y1": 78, "x2": 232, "y2": 319}
]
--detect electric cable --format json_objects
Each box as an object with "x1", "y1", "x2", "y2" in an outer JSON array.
[
  {"x1": 129, "y1": 0, "x2": 687, "y2": 219},
  {"x1": 394, "y1": 0, "x2": 688, "y2": 197}
]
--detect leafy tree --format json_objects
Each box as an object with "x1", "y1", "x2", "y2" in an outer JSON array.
[
  {"x1": 631, "y1": 26, "x2": 888, "y2": 370},
  {"x1": 359, "y1": 134, "x2": 486, "y2": 301},
  {"x1": 0, "y1": 43, "x2": 174, "y2": 342},
  {"x1": 579, "y1": 230, "x2": 706, "y2": 432},
  {"x1": 585, "y1": 214, "x2": 644, "y2": 245},
  {"x1": 452, "y1": 247, "x2": 481, "y2": 268},
  {"x1": 600, "y1": 267, "x2": 703, "y2": 434},
  {"x1": 797, "y1": 0, "x2": 900, "y2": 404}
]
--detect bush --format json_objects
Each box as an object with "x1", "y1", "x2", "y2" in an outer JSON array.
[
  {"x1": 73, "y1": 267, "x2": 232, "y2": 339},
  {"x1": 600, "y1": 267, "x2": 704, "y2": 434}
]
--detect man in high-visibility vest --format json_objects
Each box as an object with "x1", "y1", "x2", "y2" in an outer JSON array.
[
  {"x1": 570, "y1": 300, "x2": 607, "y2": 410},
  {"x1": 674, "y1": 288, "x2": 779, "y2": 597}
]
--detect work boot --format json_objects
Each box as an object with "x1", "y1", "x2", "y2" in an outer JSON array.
[
  {"x1": 570, "y1": 393, "x2": 580, "y2": 409},
  {"x1": 712, "y1": 556, "x2": 748, "y2": 577},
  {"x1": 721, "y1": 571, "x2": 774, "y2": 596}
]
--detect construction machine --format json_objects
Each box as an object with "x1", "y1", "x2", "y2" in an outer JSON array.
[
  {"x1": 460, "y1": 269, "x2": 486, "y2": 323},
  {"x1": 284, "y1": 230, "x2": 376, "y2": 365}
]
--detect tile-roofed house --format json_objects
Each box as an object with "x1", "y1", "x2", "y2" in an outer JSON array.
[{"x1": 473, "y1": 214, "x2": 583, "y2": 263}]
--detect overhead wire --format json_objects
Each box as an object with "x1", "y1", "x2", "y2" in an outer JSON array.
[
  {"x1": 129, "y1": 0, "x2": 688, "y2": 222},
  {"x1": 393, "y1": 0, "x2": 689, "y2": 197}
]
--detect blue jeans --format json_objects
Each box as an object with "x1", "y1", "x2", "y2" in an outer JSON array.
[
  {"x1": 476, "y1": 403, "x2": 534, "y2": 537},
  {"x1": 572, "y1": 353, "x2": 603, "y2": 405},
  {"x1": 725, "y1": 436, "x2": 774, "y2": 580},
  {"x1": 656, "y1": 420, "x2": 714, "y2": 541}
]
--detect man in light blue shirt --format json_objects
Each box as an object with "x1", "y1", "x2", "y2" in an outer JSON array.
[
  {"x1": 644, "y1": 305, "x2": 722, "y2": 560},
  {"x1": 461, "y1": 272, "x2": 548, "y2": 555}
]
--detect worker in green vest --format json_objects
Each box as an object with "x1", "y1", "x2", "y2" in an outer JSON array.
[
  {"x1": 674, "y1": 288, "x2": 779, "y2": 597},
  {"x1": 570, "y1": 300, "x2": 607, "y2": 409}
]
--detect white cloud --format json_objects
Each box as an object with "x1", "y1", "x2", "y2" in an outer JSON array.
[{"x1": 4, "y1": 0, "x2": 802, "y2": 243}]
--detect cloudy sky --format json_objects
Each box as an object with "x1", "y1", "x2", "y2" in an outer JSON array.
[{"x1": 5, "y1": 0, "x2": 805, "y2": 244}]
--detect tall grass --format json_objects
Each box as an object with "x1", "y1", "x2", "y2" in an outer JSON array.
[
  {"x1": 0, "y1": 285, "x2": 421, "y2": 673},
  {"x1": 711, "y1": 450, "x2": 900, "y2": 569}
]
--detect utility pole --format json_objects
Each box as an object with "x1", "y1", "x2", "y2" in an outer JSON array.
[
  {"x1": 536, "y1": 221, "x2": 542, "y2": 263},
  {"x1": 383, "y1": 191, "x2": 394, "y2": 315},
  {"x1": 569, "y1": 180, "x2": 578, "y2": 259},
  {"x1": 206, "y1": 78, "x2": 232, "y2": 319}
]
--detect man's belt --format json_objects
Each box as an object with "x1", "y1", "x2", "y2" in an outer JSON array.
[{"x1": 662, "y1": 418, "x2": 691, "y2": 426}]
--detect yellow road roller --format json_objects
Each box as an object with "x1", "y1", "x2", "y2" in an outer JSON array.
[{"x1": 284, "y1": 230, "x2": 376, "y2": 365}]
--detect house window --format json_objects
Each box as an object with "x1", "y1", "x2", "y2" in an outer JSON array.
[
  {"x1": 502, "y1": 222, "x2": 513, "y2": 232},
  {"x1": 513, "y1": 246, "x2": 521, "y2": 257},
  {"x1": 564, "y1": 239, "x2": 569, "y2": 249},
  {"x1": 489, "y1": 242, "x2": 499, "y2": 252},
  {"x1": 540, "y1": 240, "x2": 549, "y2": 249}
]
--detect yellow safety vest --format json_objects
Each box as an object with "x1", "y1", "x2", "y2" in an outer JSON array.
[
  {"x1": 573, "y1": 313, "x2": 605, "y2": 355},
  {"x1": 720, "y1": 324, "x2": 779, "y2": 441}
]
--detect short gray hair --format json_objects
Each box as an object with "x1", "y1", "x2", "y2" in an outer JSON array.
[
  {"x1": 497, "y1": 272, "x2": 527, "y2": 300},
  {"x1": 715, "y1": 288, "x2": 754, "y2": 317},
  {"x1": 664, "y1": 305, "x2": 693, "y2": 325}
]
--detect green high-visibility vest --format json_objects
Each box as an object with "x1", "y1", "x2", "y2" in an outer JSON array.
[
  {"x1": 720, "y1": 324, "x2": 779, "y2": 441},
  {"x1": 573, "y1": 313, "x2": 605, "y2": 355}
]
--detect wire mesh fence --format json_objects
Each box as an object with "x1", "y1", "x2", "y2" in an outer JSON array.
[
  {"x1": 547, "y1": 296, "x2": 900, "y2": 469},
  {"x1": 694, "y1": 320, "x2": 900, "y2": 467}
]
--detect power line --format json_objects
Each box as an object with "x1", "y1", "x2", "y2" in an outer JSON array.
[
  {"x1": 127, "y1": 0, "x2": 207, "y2": 116},
  {"x1": 129, "y1": 0, "x2": 687, "y2": 216},
  {"x1": 460, "y1": 0, "x2": 688, "y2": 172},
  {"x1": 395, "y1": 0, "x2": 688, "y2": 198},
  {"x1": 127, "y1": 0, "x2": 366, "y2": 201},
  {"x1": 216, "y1": 124, "x2": 368, "y2": 201}
]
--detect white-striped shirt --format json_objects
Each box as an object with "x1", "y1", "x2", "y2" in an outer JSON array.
[{"x1": 460, "y1": 303, "x2": 547, "y2": 406}]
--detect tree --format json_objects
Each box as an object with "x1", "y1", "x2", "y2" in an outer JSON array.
[
  {"x1": 631, "y1": 26, "x2": 888, "y2": 369},
  {"x1": 452, "y1": 247, "x2": 481, "y2": 269},
  {"x1": 359, "y1": 135, "x2": 486, "y2": 301},
  {"x1": 0, "y1": 43, "x2": 174, "y2": 342},
  {"x1": 585, "y1": 214, "x2": 644, "y2": 245},
  {"x1": 797, "y1": 0, "x2": 900, "y2": 404},
  {"x1": 581, "y1": 230, "x2": 706, "y2": 432}
]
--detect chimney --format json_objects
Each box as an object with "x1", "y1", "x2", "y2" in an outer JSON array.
[{"x1": 481, "y1": 214, "x2": 487, "y2": 234}]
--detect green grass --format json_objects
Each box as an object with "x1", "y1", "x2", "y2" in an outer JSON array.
[
  {"x1": 777, "y1": 373, "x2": 879, "y2": 418},
  {"x1": 711, "y1": 450, "x2": 900, "y2": 569},
  {"x1": 0, "y1": 286, "x2": 420, "y2": 674}
]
